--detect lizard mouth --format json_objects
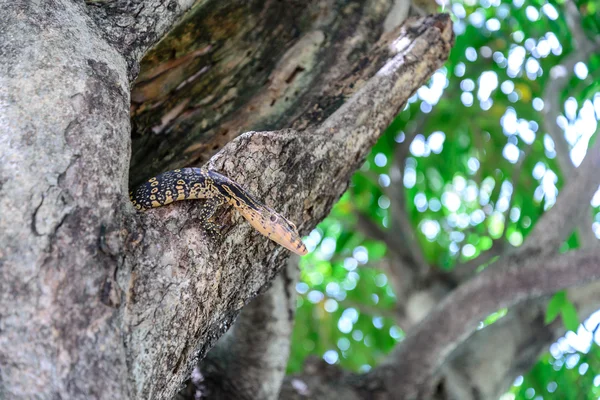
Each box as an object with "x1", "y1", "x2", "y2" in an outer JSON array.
[
  {"x1": 240, "y1": 208, "x2": 308, "y2": 255},
  {"x1": 270, "y1": 230, "x2": 308, "y2": 256}
]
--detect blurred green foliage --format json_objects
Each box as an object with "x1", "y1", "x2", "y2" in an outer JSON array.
[{"x1": 288, "y1": 0, "x2": 600, "y2": 398}]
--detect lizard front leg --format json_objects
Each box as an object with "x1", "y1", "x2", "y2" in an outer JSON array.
[{"x1": 198, "y1": 196, "x2": 225, "y2": 240}]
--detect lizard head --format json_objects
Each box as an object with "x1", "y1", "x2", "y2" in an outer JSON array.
[{"x1": 239, "y1": 206, "x2": 308, "y2": 256}]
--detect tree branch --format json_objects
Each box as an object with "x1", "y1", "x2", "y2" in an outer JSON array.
[
  {"x1": 542, "y1": 0, "x2": 599, "y2": 174},
  {"x1": 362, "y1": 127, "x2": 600, "y2": 397},
  {"x1": 194, "y1": 258, "x2": 299, "y2": 400},
  {"x1": 340, "y1": 298, "x2": 407, "y2": 328},
  {"x1": 524, "y1": 136, "x2": 600, "y2": 251},
  {"x1": 387, "y1": 109, "x2": 431, "y2": 273},
  {"x1": 435, "y1": 303, "x2": 558, "y2": 399},
  {"x1": 443, "y1": 239, "x2": 509, "y2": 283},
  {"x1": 277, "y1": 5, "x2": 600, "y2": 398},
  {"x1": 367, "y1": 247, "x2": 600, "y2": 399},
  {"x1": 541, "y1": 0, "x2": 600, "y2": 248}
]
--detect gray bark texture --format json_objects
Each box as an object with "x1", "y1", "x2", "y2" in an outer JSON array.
[
  {"x1": 195, "y1": 258, "x2": 300, "y2": 400},
  {"x1": 0, "y1": 1, "x2": 453, "y2": 399}
]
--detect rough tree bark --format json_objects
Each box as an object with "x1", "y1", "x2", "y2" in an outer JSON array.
[
  {"x1": 0, "y1": 1, "x2": 452, "y2": 399},
  {"x1": 196, "y1": 257, "x2": 300, "y2": 400}
]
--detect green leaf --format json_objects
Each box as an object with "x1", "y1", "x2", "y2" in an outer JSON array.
[
  {"x1": 561, "y1": 301, "x2": 580, "y2": 332},
  {"x1": 545, "y1": 291, "x2": 566, "y2": 325},
  {"x1": 545, "y1": 291, "x2": 580, "y2": 332}
]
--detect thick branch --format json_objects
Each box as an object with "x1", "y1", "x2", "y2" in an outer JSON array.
[
  {"x1": 279, "y1": 5, "x2": 600, "y2": 398},
  {"x1": 126, "y1": 0, "x2": 401, "y2": 186},
  {"x1": 367, "y1": 247, "x2": 600, "y2": 399},
  {"x1": 435, "y1": 278, "x2": 600, "y2": 400},
  {"x1": 523, "y1": 136, "x2": 600, "y2": 251},
  {"x1": 280, "y1": 274, "x2": 600, "y2": 400},
  {"x1": 446, "y1": 240, "x2": 508, "y2": 282},
  {"x1": 541, "y1": 0, "x2": 600, "y2": 247},
  {"x1": 435, "y1": 303, "x2": 557, "y2": 400},
  {"x1": 195, "y1": 259, "x2": 299, "y2": 400},
  {"x1": 362, "y1": 128, "x2": 600, "y2": 397}
]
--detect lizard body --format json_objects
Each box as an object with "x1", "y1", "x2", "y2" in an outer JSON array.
[{"x1": 130, "y1": 168, "x2": 307, "y2": 255}]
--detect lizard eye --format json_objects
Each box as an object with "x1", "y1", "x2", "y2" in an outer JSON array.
[{"x1": 270, "y1": 215, "x2": 277, "y2": 222}]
